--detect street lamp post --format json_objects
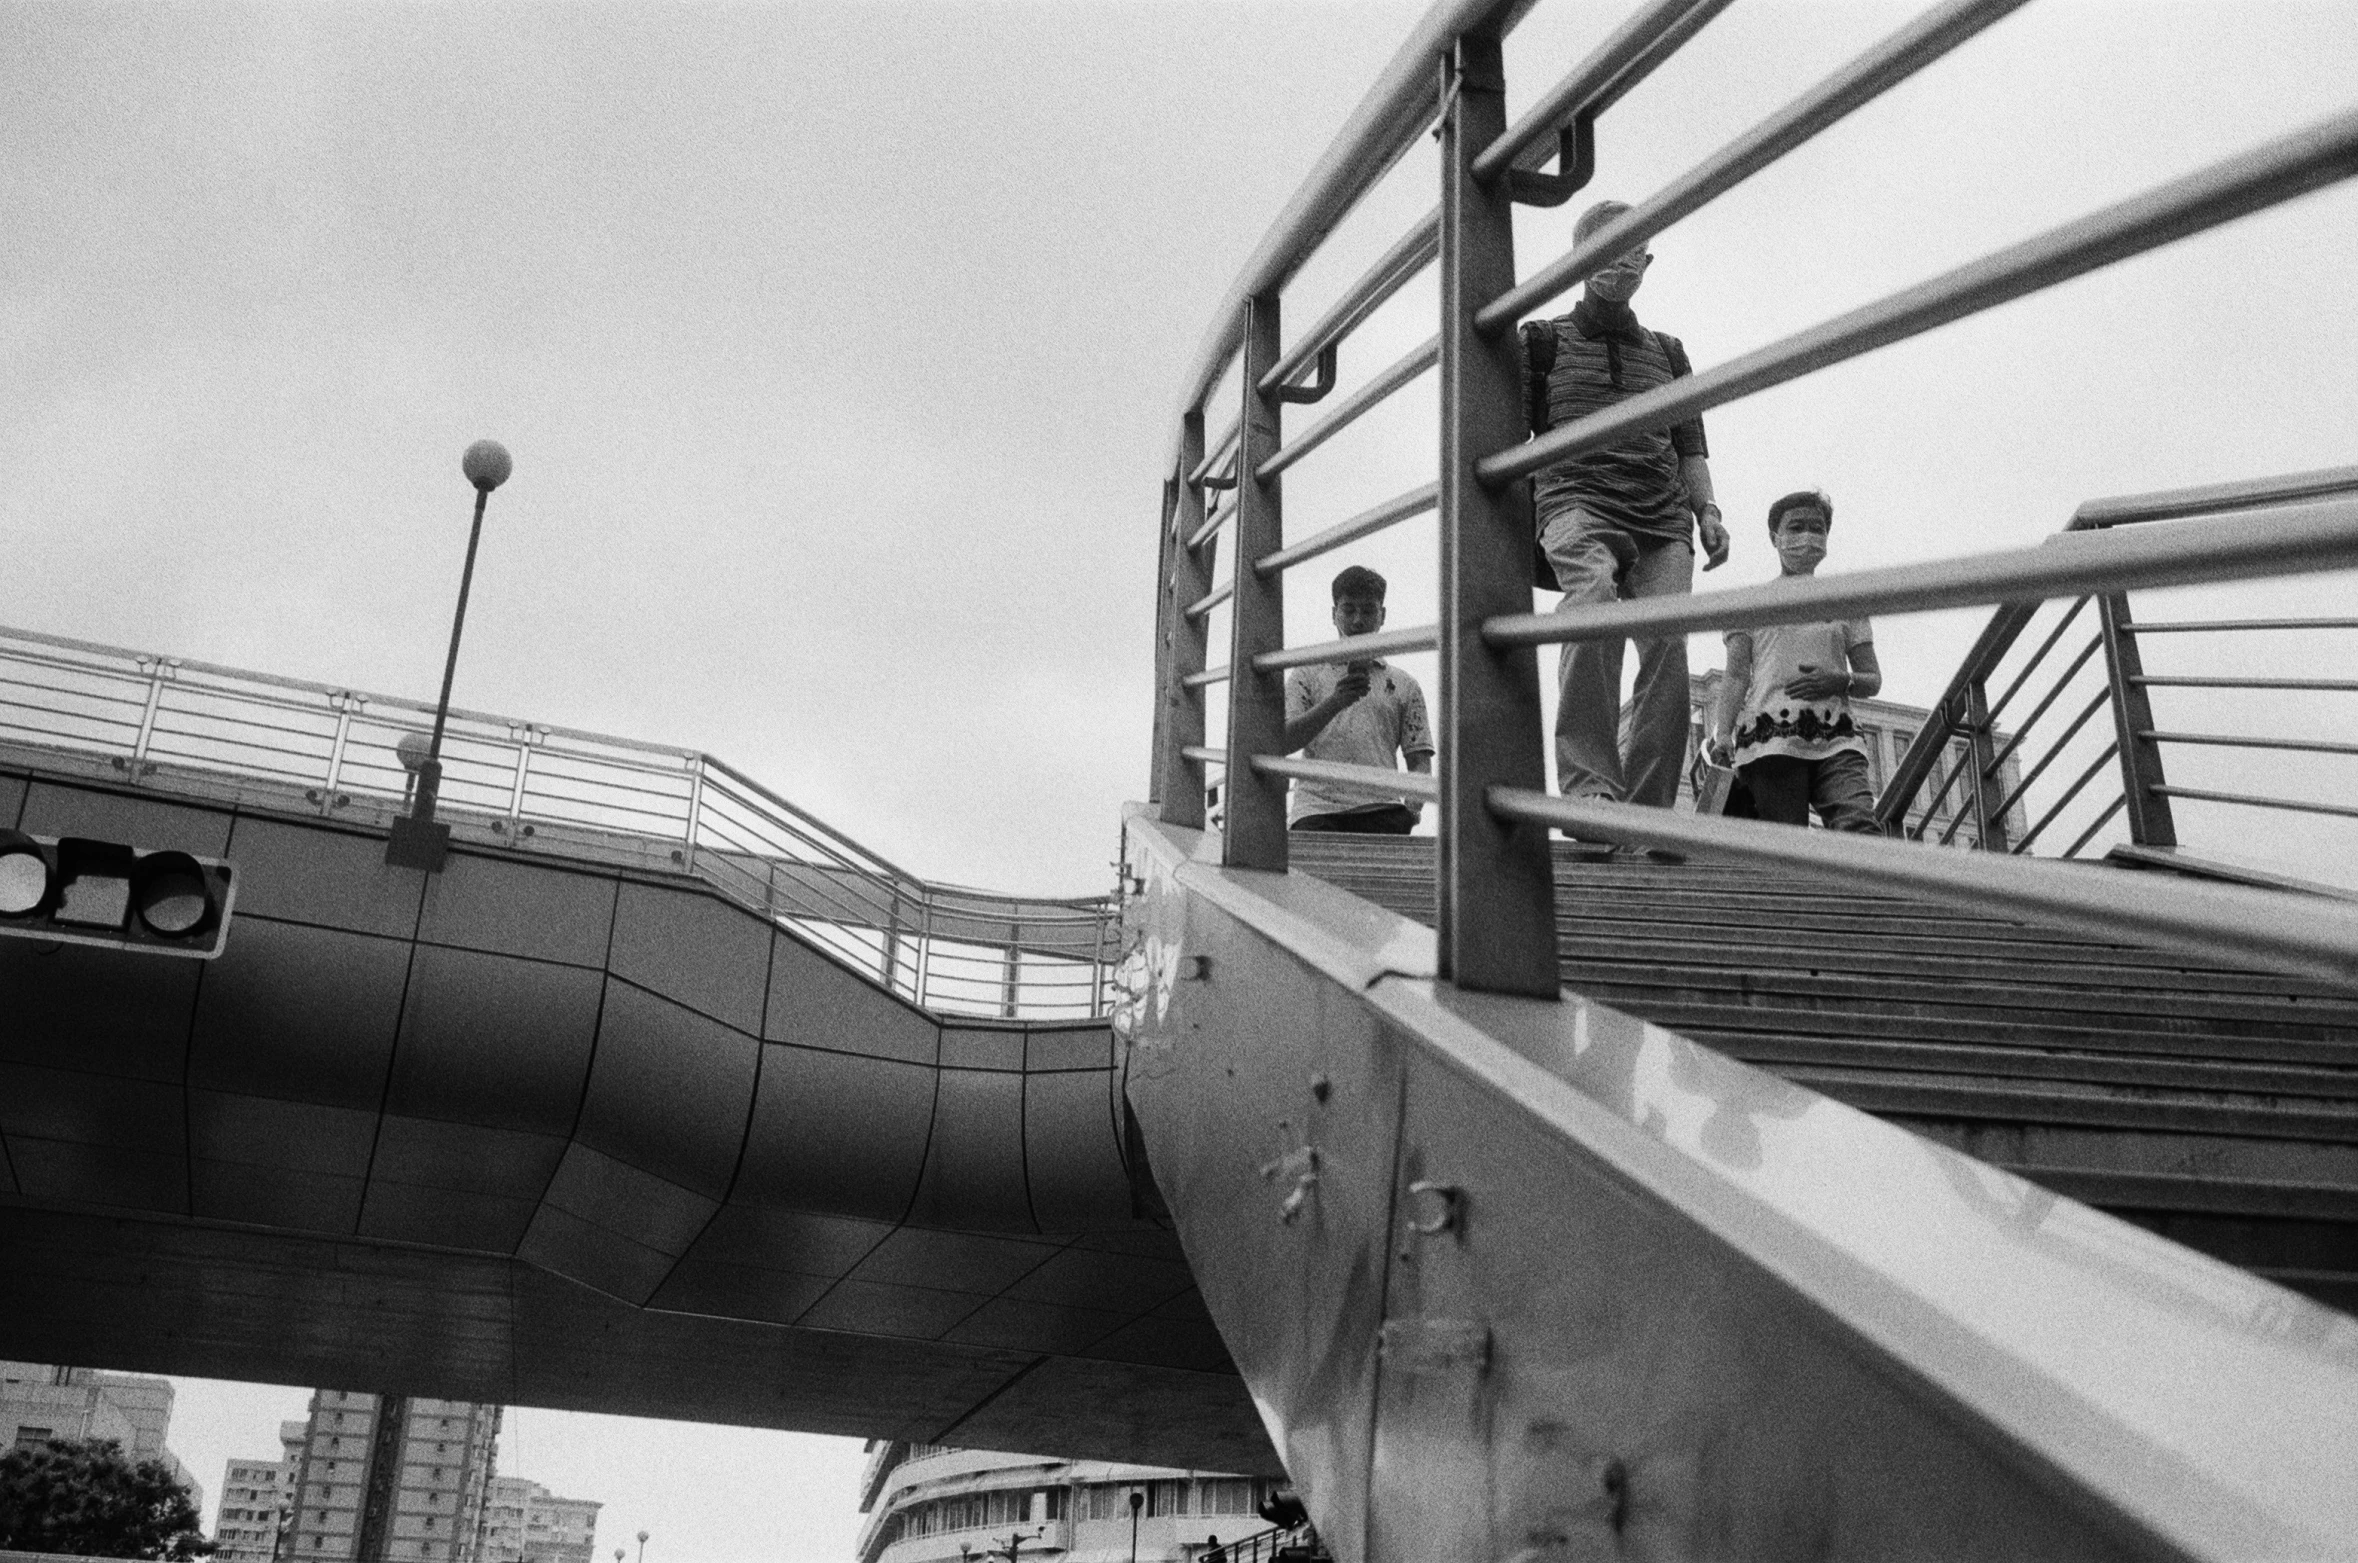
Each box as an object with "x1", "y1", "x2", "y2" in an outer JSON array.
[
  {"x1": 1128, "y1": 1489, "x2": 1144, "y2": 1563},
  {"x1": 386, "y1": 439, "x2": 512, "y2": 871},
  {"x1": 636, "y1": 1529, "x2": 648, "y2": 1563}
]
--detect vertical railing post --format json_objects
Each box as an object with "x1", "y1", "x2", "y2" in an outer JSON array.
[
  {"x1": 1963, "y1": 679, "x2": 2010, "y2": 851},
  {"x1": 1157, "y1": 412, "x2": 1214, "y2": 829},
  {"x1": 1436, "y1": 32, "x2": 1558, "y2": 996},
  {"x1": 1223, "y1": 298, "x2": 1288, "y2": 870},
  {"x1": 1148, "y1": 470, "x2": 1180, "y2": 809},
  {"x1": 2098, "y1": 592, "x2": 2177, "y2": 847},
  {"x1": 682, "y1": 754, "x2": 707, "y2": 873},
  {"x1": 999, "y1": 926, "x2": 1020, "y2": 1019},
  {"x1": 128, "y1": 659, "x2": 168, "y2": 780},
  {"x1": 318, "y1": 693, "x2": 357, "y2": 816}
]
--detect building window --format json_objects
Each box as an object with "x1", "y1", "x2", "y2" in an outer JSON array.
[
  {"x1": 14, "y1": 1427, "x2": 54, "y2": 1446},
  {"x1": 1200, "y1": 1480, "x2": 1255, "y2": 1517}
]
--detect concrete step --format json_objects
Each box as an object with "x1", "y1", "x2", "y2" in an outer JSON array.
[{"x1": 1286, "y1": 830, "x2": 2358, "y2": 1312}]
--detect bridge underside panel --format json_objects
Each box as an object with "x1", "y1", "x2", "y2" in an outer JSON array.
[
  {"x1": 0, "y1": 1206, "x2": 1264, "y2": 1467},
  {"x1": 0, "y1": 768, "x2": 1271, "y2": 1472}
]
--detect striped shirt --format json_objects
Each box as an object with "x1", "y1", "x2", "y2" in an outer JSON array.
[{"x1": 1527, "y1": 299, "x2": 1708, "y2": 540}]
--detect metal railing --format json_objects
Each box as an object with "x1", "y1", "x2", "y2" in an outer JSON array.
[
  {"x1": 1880, "y1": 464, "x2": 2358, "y2": 860},
  {"x1": 1143, "y1": 0, "x2": 2358, "y2": 998},
  {"x1": 0, "y1": 622, "x2": 1114, "y2": 1019}
]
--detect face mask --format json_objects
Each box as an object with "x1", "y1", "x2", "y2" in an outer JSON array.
[
  {"x1": 1776, "y1": 527, "x2": 1828, "y2": 568},
  {"x1": 1590, "y1": 268, "x2": 1641, "y2": 303}
]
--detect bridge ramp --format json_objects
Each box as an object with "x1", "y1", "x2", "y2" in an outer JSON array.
[
  {"x1": 0, "y1": 768, "x2": 1266, "y2": 1471},
  {"x1": 1122, "y1": 814, "x2": 2358, "y2": 1563}
]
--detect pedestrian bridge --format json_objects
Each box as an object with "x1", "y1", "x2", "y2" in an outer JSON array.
[{"x1": 8, "y1": 0, "x2": 2358, "y2": 1559}]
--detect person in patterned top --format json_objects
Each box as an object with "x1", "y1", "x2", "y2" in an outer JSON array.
[{"x1": 1707, "y1": 490, "x2": 1884, "y2": 831}]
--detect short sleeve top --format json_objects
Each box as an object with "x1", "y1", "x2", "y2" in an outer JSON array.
[
  {"x1": 1282, "y1": 660, "x2": 1434, "y2": 821},
  {"x1": 1726, "y1": 619, "x2": 1873, "y2": 765}
]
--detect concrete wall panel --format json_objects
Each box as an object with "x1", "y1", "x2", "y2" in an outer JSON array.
[
  {"x1": 0, "y1": 1061, "x2": 186, "y2": 1154},
  {"x1": 576, "y1": 981, "x2": 758, "y2": 1200},
  {"x1": 193, "y1": 1161, "x2": 364, "y2": 1233},
  {"x1": 224, "y1": 817, "x2": 425, "y2": 939},
  {"x1": 0, "y1": 937, "x2": 202, "y2": 1081},
  {"x1": 795, "y1": 1279, "x2": 986, "y2": 1340},
  {"x1": 903, "y1": 1069, "x2": 1033, "y2": 1233},
  {"x1": 735, "y1": 1045, "x2": 933, "y2": 1222},
  {"x1": 0, "y1": 772, "x2": 26, "y2": 825},
  {"x1": 1027, "y1": 1026, "x2": 1114, "y2": 1072},
  {"x1": 1024, "y1": 1069, "x2": 1134, "y2": 1233},
  {"x1": 645, "y1": 1260, "x2": 835, "y2": 1326},
  {"x1": 684, "y1": 1204, "x2": 893, "y2": 1279},
  {"x1": 419, "y1": 855, "x2": 617, "y2": 969},
  {"x1": 515, "y1": 1202, "x2": 684, "y2": 1307},
  {"x1": 190, "y1": 1089, "x2": 376, "y2": 1177},
  {"x1": 360, "y1": 1118, "x2": 550, "y2": 1252},
  {"x1": 536, "y1": 1141, "x2": 718, "y2": 1258},
  {"x1": 5, "y1": 1137, "x2": 187, "y2": 1212},
  {"x1": 944, "y1": 1297, "x2": 1126, "y2": 1355},
  {"x1": 608, "y1": 882, "x2": 770, "y2": 1033},
  {"x1": 764, "y1": 934, "x2": 936, "y2": 1064},
  {"x1": 189, "y1": 918, "x2": 410, "y2": 1109},
  {"x1": 385, "y1": 946, "x2": 602, "y2": 1134},
  {"x1": 848, "y1": 1228, "x2": 1059, "y2": 1293},
  {"x1": 1006, "y1": 1246, "x2": 1195, "y2": 1314},
  {"x1": 18, "y1": 783, "x2": 233, "y2": 855},
  {"x1": 940, "y1": 1027, "x2": 1024, "y2": 1072}
]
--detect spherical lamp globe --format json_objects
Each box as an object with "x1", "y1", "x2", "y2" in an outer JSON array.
[
  {"x1": 462, "y1": 440, "x2": 513, "y2": 493},
  {"x1": 395, "y1": 732, "x2": 434, "y2": 774}
]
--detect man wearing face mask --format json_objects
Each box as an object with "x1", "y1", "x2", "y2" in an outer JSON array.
[{"x1": 1523, "y1": 198, "x2": 1729, "y2": 813}]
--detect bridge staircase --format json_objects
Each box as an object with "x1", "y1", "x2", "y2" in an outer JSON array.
[{"x1": 1292, "y1": 835, "x2": 2358, "y2": 1313}]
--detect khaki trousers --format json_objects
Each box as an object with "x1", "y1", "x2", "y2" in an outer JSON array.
[{"x1": 1540, "y1": 506, "x2": 1694, "y2": 808}]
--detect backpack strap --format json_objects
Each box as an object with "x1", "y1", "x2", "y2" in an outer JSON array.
[{"x1": 1520, "y1": 320, "x2": 1558, "y2": 434}]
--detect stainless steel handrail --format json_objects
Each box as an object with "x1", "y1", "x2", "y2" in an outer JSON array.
[
  {"x1": 1249, "y1": 754, "x2": 1439, "y2": 801},
  {"x1": 0, "y1": 622, "x2": 1114, "y2": 1019},
  {"x1": 1258, "y1": 213, "x2": 1439, "y2": 396},
  {"x1": 1470, "y1": 0, "x2": 1731, "y2": 183},
  {"x1": 1480, "y1": 109, "x2": 2358, "y2": 488},
  {"x1": 1485, "y1": 787, "x2": 2358, "y2": 989},
  {"x1": 1253, "y1": 483, "x2": 1439, "y2": 579},
  {"x1": 1484, "y1": 499, "x2": 2358, "y2": 649},
  {"x1": 1255, "y1": 336, "x2": 1438, "y2": 481},
  {"x1": 1477, "y1": 0, "x2": 2031, "y2": 329},
  {"x1": 1163, "y1": 0, "x2": 1535, "y2": 469}
]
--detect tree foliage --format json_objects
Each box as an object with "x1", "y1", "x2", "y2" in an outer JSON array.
[{"x1": 0, "y1": 1436, "x2": 216, "y2": 1560}]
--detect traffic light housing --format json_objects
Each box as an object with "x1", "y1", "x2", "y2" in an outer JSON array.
[{"x1": 0, "y1": 831, "x2": 237, "y2": 958}]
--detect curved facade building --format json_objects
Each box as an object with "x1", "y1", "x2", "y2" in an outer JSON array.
[{"x1": 855, "y1": 1445, "x2": 1280, "y2": 1563}]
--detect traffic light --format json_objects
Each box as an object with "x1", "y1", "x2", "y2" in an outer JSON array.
[{"x1": 0, "y1": 831, "x2": 237, "y2": 958}]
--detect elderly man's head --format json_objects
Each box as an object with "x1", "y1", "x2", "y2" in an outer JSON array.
[{"x1": 1576, "y1": 199, "x2": 1650, "y2": 304}]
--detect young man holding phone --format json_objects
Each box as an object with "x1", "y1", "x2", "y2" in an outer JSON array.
[{"x1": 1283, "y1": 566, "x2": 1434, "y2": 833}]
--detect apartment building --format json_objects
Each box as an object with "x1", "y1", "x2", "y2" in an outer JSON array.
[
  {"x1": 856, "y1": 1445, "x2": 1279, "y2": 1563},
  {"x1": 280, "y1": 1392, "x2": 500, "y2": 1563},
  {"x1": 0, "y1": 1361, "x2": 203, "y2": 1510},
  {"x1": 479, "y1": 1476, "x2": 601, "y2": 1563},
  {"x1": 212, "y1": 1420, "x2": 310, "y2": 1563}
]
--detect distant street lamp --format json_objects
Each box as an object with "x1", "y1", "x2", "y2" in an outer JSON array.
[
  {"x1": 386, "y1": 438, "x2": 512, "y2": 872},
  {"x1": 1128, "y1": 1490, "x2": 1144, "y2": 1563},
  {"x1": 636, "y1": 1529, "x2": 649, "y2": 1563}
]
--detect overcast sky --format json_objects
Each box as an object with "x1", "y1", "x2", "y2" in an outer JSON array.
[{"x1": 10, "y1": 0, "x2": 2355, "y2": 1559}]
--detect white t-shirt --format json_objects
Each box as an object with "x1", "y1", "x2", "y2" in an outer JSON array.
[
  {"x1": 1725, "y1": 618, "x2": 1873, "y2": 765},
  {"x1": 1282, "y1": 659, "x2": 1434, "y2": 821}
]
